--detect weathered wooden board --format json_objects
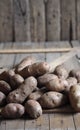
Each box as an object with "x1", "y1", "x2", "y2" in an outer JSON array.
[
  {"x1": 61, "y1": 0, "x2": 76, "y2": 40},
  {"x1": 0, "y1": 0, "x2": 13, "y2": 42},
  {"x1": 46, "y1": 0, "x2": 60, "y2": 41}
]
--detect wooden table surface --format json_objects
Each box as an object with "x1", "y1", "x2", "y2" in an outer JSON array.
[{"x1": 0, "y1": 41, "x2": 80, "y2": 130}]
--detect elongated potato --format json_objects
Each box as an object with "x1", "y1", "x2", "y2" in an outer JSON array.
[
  {"x1": 25, "y1": 100, "x2": 42, "y2": 119},
  {"x1": 69, "y1": 69, "x2": 80, "y2": 82},
  {"x1": 45, "y1": 78, "x2": 68, "y2": 92},
  {"x1": 10, "y1": 74, "x2": 24, "y2": 89},
  {"x1": 0, "y1": 80, "x2": 11, "y2": 95},
  {"x1": 0, "y1": 69, "x2": 15, "y2": 82},
  {"x1": 69, "y1": 84, "x2": 80, "y2": 112},
  {"x1": 54, "y1": 65, "x2": 68, "y2": 79},
  {"x1": 7, "y1": 76, "x2": 37, "y2": 104},
  {"x1": 38, "y1": 91, "x2": 68, "y2": 109},
  {"x1": 28, "y1": 87, "x2": 47, "y2": 100},
  {"x1": 1, "y1": 103, "x2": 25, "y2": 118},
  {"x1": 38, "y1": 74, "x2": 58, "y2": 86},
  {"x1": 0, "y1": 91, "x2": 6, "y2": 106},
  {"x1": 15, "y1": 56, "x2": 36, "y2": 73},
  {"x1": 17, "y1": 62, "x2": 50, "y2": 78}
]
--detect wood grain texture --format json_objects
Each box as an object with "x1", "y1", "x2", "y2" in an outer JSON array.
[
  {"x1": 30, "y1": 0, "x2": 45, "y2": 42},
  {"x1": 46, "y1": 0, "x2": 60, "y2": 41},
  {"x1": 14, "y1": 0, "x2": 31, "y2": 41},
  {"x1": 0, "y1": 0, "x2": 13, "y2": 42},
  {"x1": 61, "y1": 0, "x2": 76, "y2": 40}
]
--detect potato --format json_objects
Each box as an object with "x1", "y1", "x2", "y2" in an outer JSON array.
[
  {"x1": 1, "y1": 103, "x2": 25, "y2": 119},
  {"x1": 0, "y1": 80, "x2": 11, "y2": 95},
  {"x1": 28, "y1": 87, "x2": 47, "y2": 100},
  {"x1": 54, "y1": 65, "x2": 68, "y2": 79},
  {"x1": 69, "y1": 69, "x2": 80, "y2": 82},
  {"x1": 0, "y1": 91, "x2": 6, "y2": 106},
  {"x1": 17, "y1": 62, "x2": 50, "y2": 78},
  {"x1": 15, "y1": 56, "x2": 36, "y2": 73},
  {"x1": 38, "y1": 91, "x2": 68, "y2": 109},
  {"x1": 38, "y1": 74, "x2": 58, "y2": 86},
  {"x1": 45, "y1": 78, "x2": 68, "y2": 92},
  {"x1": 10, "y1": 74, "x2": 24, "y2": 89},
  {"x1": 25, "y1": 100, "x2": 42, "y2": 119},
  {"x1": 65, "y1": 77, "x2": 77, "y2": 92},
  {"x1": 0, "y1": 69, "x2": 15, "y2": 83},
  {"x1": 7, "y1": 76, "x2": 37, "y2": 104},
  {"x1": 69, "y1": 84, "x2": 80, "y2": 112}
]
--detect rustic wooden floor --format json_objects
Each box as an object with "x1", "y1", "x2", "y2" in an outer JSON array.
[{"x1": 0, "y1": 41, "x2": 80, "y2": 130}]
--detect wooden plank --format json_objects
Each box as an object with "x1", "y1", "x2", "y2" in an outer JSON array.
[
  {"x1": 14, "y1": 0, "x2": 31, "y2": 41},
  {"x1": 30, "y1": 0, "x2": 45, "y2": 42},
  {"x1": 76, "y1": 0, "x2": 80, "y2": 40},
  {"x1": 61, "y1": 0, "x2": 76, "y2": 40},
  {"x1": 0, "y1": 0, "x2": 13, "y2": 42},
  {"x1": 46, "y1": 0, "x2": 60, "y2": 41}
]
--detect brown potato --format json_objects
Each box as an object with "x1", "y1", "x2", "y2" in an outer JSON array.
[
  {"x1": 17, "y1": 62, "x2": 51, "y2": 78},
  {"x1": 0, "y1": 80, "x2": 11, "y2": 95},
  {"x1": 1, "y1": 103, "x2": 25, "y2": 118},
  {"x1": 69, "y1": 84, "x2": 80, "y2": 112},
  {"x1": 38, "y1": 74, "x2": 58, "y2": 86},
  {"x1": 38, "y1": 91, "x2": 68, "y2": 109},
  {"x1": 54, "y1": 65, "x2": 68, "y2": 79},
  {"x1": 0, "y1": 69, "x2": 15, "y2": 83},
  {"x1": 25, "y1": 100, "x2": 42, "y2": 119},
  {"x1": 15, "y1": 56, "x2": 36, "y2": 73},
  {"x1": 7, "y1": 76, "x2": 37, "y2": 104},
  {"x1": 0, "y1": 91, "x2": 6, "y2": 106},
  {"x1": 28, "y1": 87, "x2": 47, "y2": 100},
  {"x1": 69, "y1": 69, "x2": 80, "y2": 82},
  {"x1": 45, "y1": 78, "x2": 68, "y2": 92},
  {"x1": 65, "y1": 77, "x2": 77, "y2": 92},
  {"x1": 10, "y1": 74, "x2": 24, "y2": 89}
]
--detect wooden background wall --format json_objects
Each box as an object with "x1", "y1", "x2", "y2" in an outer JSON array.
[{"x1": 0, "y1": 0, "x2": 79, "y2": 42}]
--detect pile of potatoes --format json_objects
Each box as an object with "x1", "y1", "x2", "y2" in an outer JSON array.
[{"x1": 0, "y1": 56, "x2": 80, "y2": 119}]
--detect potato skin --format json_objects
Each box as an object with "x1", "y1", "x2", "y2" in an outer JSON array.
[
  {"x1": 38, "y1": 74, "x2": 58, "y2": 86},
  {"x1": 69, "y1": 69, "x2": 80, "y2": 82},
  {"x1": 10, "y1": 74, "x2": 24, "y2": 89},
  {"x1": 1, "y1": 103, "x2": 25, "y2": 119},
  {"x1": 45, "y1": 78, "x2": 68, "y2": 92},
  {"x1": 15, "y1": 56, "x2": 36, "y2": 73},
  {"x1": 25, "y1": 100, "x2": 42, "y2": 119},
  {"x1": 38, "y1": 91, "x2": 68, "y2": 109},
  {"x1": 17, "y1": 62, "x2": 50, "y2": 78},
  {"x1": 0, "y1": 92, "x2": 6, "y2": 106},
  {"x1": 0, "y1": 69, "x2": 15, "y2": 82},
  {"x1": 7, "y1": 76, "x2": 37, "y2": 104},
  {"x1": 54, "y1": 65, "x2": 68, "y2": 79},
  {"x1": 0, "y1": 80, "x2": 11, "y2": 95},
  {"x1": 69, "y1": 84, "x2": 80, "y2": 112},
  {"x1": 28, "y1": 88, "x2": 47, "y2": 100}
]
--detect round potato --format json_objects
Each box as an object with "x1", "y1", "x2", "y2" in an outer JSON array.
[
  {"x1": 54, "y1": 65, "x2": 68, "y2": 79},
  {"x1": 7, "y1": 76, "x2": 37, "y2": 104},
  {"x1": 38, "y1": 91, "x2": 68, "y2": 109},
  {"x1": 25, "y1": 100, "x2": 42, "y2": 119},
  {"x1": 69, "y1": 84, "x2": 80, "y2": 112},
  {"x1": 0, "y1": 80, "x2": 11, "y2": 95},
  {"x1": 10, "y1": 74, "x2": 24, "y2": 89},
  {"x1": 45, "y1": 78, "x2": 68, "y2": 92},
  {"x1": 1, "y1": 103, "x2": 25, "y2": 119},
  {"x1": 0, "y1": 91, "x2": 6, "y2": 106},
  {"x1": 37, "y1": 74, "x2": 58, "y2": 86}
]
